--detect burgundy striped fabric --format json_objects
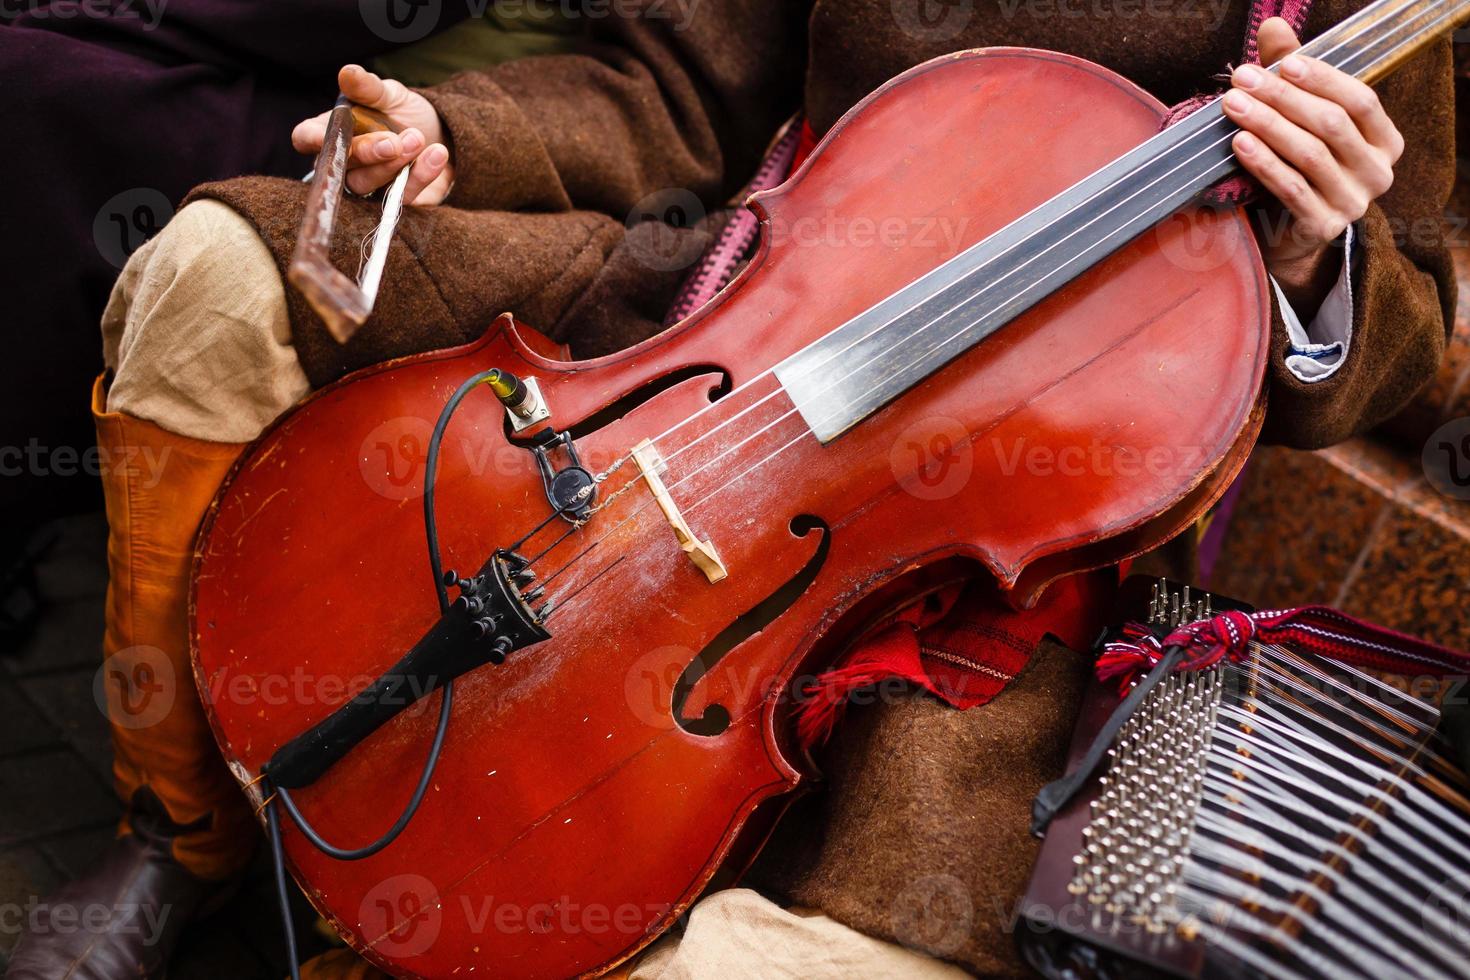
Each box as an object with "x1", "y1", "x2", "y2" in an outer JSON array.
[
  {"x1": 662, "y1": 119, "x2": 804, "y2": 327},
  {"x1": 1161, "y1": 0, "x2": 1316, "y2": 206},
  {"x1": 1096, "y1": 605, "x2": 1470, "y2": 691}
]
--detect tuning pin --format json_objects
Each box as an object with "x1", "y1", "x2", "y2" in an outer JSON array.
[
  {"x1": 472, "y1": 615, "x2": 501, "y2": 638},
  {"x1": 453, "y1": 595, "x2": 485, "y2": 615},
  {"x1": 442, "y1": 569, "x2": 459, "y2": 587},
  {"x1": 487, "y1": 636, "x2": 513, "y2": 665}
]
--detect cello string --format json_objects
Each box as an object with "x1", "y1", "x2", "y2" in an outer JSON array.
[
  {"x1": 529, "y1": 4, "x2": 1447, "y2": 599},
  {"x1": 787, "y1": 0, "x2": 1451, "y2": 421},
  {"x1": 546, "y1": 0, "x2": 1431, "y2": 541},
  {"x1": 601, "y1": 0, "x2": 1428, "y2": 483},
  {"x1": 622, "y1": 0, "x2": 1428, "y2": 482},
  {"x1": 657, "y1": 0, "x2": 1445, "y2": 476},
  {"x1": 563, "y1": 0, "x2": 1436, "y2": 529}
]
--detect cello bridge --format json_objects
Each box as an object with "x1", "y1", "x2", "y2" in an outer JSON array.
[{"x1": 630, "y1": 439, "x2": 727, "y2": 584}]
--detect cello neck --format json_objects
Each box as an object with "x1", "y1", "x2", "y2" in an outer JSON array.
[{"x1": 1298, "y1": 0, "x2": 1470, "y2": 85}]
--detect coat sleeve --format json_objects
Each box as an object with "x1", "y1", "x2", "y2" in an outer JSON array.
[
  {"x1": 1260, "y1": 32, "x2": 1457, "y2": 449},
  {"x1": 418, "y1": 0, "x2": 810, "y2": 219}
]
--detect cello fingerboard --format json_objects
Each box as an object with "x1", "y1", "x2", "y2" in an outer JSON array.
[{"x1": 776, "y1": 0, "x2": 1470, "y2": 445}]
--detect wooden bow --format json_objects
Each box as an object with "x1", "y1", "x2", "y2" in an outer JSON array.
[{"x1": 288, "y1": 96, "x2": 411, "y2": 344}]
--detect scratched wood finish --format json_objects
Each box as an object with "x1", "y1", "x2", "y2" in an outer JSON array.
[{"x1": 192, "y1": 50, "x2": 1268, "y2": 979}]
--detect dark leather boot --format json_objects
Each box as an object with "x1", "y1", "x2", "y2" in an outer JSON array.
[{"x1": 4, "y1": 794, "x2": 242, "y2": 980}]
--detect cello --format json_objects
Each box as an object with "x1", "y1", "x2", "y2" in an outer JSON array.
[{"x1": 189, "y1": 0, "x2": 1467, "y2": 975}]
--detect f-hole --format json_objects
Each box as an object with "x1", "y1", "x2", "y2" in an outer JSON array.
[
  {"x1": 506, "y1": 364, "x2": 732, "y2": 443},
  {"x1": 672, "y1": 515, "x2": 831, "y2": 736}
]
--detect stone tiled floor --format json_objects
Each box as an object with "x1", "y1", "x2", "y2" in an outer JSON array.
[{"x1": 0, "y1": 514, "x2": 330, "y2": 979}]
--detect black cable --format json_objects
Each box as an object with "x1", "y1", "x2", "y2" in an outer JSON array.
[
  {"x1": 274, "y1": 675, "x2": 453, "y2": 859},
  {"x1": 267, "y1": 800, "x2": 302, "y2": 980},
  {"x1": 266, "y1": 369, "x2": 498, "y2": 974},
  {"x1": 272, "y1": 370, "x2": 492, "y2": 855},
  {"x1": 424, "y1": 370, "x2": 500, "y2": 610}
]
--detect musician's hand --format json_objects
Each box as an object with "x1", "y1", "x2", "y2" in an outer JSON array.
[
  {"x1": 1224, "y1": 17, "x2": 1403, "y2": 311},
  {"x1": 292, "y1": 64, "x2": 454, "y2": 206}
]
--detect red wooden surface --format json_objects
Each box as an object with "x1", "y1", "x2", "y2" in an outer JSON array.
[{"x1": 192, "y1": 49, "x2": 1269, "y2": 979}]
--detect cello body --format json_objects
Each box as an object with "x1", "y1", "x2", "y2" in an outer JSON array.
[{"x1": 192, "y1": 48, "x2": 1269, "y2": 978}]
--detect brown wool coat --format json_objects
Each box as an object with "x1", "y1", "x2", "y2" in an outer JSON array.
[{"x1": 188, "y1": 1, "x2": 1455, "y2": 975}]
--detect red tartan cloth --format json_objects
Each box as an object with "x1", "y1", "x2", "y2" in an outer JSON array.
[{"x1": 795, "y1": 569, "x2": 1117, "y2": 749}]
